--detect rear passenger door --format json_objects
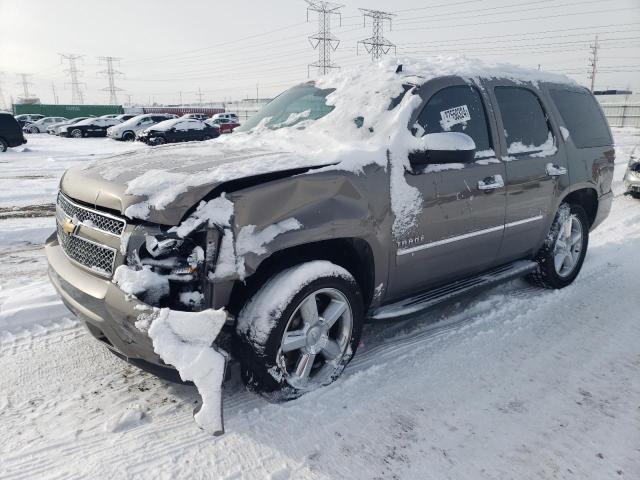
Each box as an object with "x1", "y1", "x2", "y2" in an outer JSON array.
[{"x1": 489, "y1": 84, "x2": 569, "y2": 263}]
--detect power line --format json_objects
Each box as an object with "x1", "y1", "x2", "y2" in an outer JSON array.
[
  {"x1": 305, "y1": 0, "x2": 344, "y2": 75},
  {"x1": 98, "y1": 56, "x2": 124, "y2": 104},
  {"x1": 588, "y1": 35, "x2": 600, "y2": 92},
  {"x1": 357, "y1": 9, "x2": 396, "y2": 61},
  {"x1": 59, "y1": 53, "x2": 85, "y2": 105}
]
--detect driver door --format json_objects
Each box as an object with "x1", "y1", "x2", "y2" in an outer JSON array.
[{"x1": 388, "y1": 80, "x2": 507, "y2": 299}]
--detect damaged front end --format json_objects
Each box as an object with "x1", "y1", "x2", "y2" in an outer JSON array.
[{"x1": 46, "y1": 189, "x2": 234, "y2": 435}]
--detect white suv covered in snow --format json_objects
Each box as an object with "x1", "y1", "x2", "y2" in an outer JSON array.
[{"x1": 106, "y1": 114, "x2": 175, "y2": 141}]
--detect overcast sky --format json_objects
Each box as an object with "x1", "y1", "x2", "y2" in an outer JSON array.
[{"x1": 0, "y1": 0, "x2": 638, "y2": 106}]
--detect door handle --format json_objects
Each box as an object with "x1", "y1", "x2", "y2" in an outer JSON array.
[
  {"x1": 546, "y1": 163, "x2": 568, "y2": 176},
  {"x1": 478, "y1": 174, "x2": 505, "y2": 191}
]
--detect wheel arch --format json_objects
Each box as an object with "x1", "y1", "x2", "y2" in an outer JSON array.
[
  {"x1": 559, "y1": 186, "x2": 598, "y2": 227},
  {"x1": 227, "y1": 237, "x2": 376, "y2": 318}
]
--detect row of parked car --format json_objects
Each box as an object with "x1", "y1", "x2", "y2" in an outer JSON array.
[{"x1": 14, "y1": 112, "x2": 241, "y2": 146}]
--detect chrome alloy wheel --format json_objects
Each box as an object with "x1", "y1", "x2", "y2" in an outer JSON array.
[
  {"x1": 553, "y1": 213, "x2": 583, "y2": 277},
  {"x1": 277, "y1": 288, "x2": 353, "y2": 390}
]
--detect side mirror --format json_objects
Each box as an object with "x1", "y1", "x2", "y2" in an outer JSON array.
[{"x1": 409, "y1": 132, "x2": 476, "y2": 166}]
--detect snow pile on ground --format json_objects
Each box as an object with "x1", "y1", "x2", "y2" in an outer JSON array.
[{"x1": 145, "y1": 308, "x2": 228, "y2": 435}]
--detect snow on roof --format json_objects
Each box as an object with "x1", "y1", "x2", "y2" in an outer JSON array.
[
  {"x1": 147, "y1": 118, "x2": 206, "y2": 132},
  {"x1": 102, "y1": 56, "x2": 575, "y2": 234}
]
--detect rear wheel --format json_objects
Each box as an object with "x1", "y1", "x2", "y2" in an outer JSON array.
[
  {"x1": 152, "y1": 136, "x2": 166, "y2": 145},
  {"x1": 29, "y1": 125, "x2": 39, "y2": 134},
  {"x1": 70, "y1": 128, "x2": 83, "y2": 138},
  {"x1": 203, "y1": 135, "x2": 213, "y2": 141},
  {"x1": 0, "y1": 137, "x2": 7, "y2": 152},
  {"x1": 527, "y1": 203, "x2": 589, "y2": 289},
  {"x1": 122, "y1": 131, "x2": 136, "y2": 141},
  {"x1": 235, "y1": 261, "x2": 363, "y2": 402}
]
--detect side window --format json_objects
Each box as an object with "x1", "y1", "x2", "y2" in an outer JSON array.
[
  {"x1": 494, "y1": 87, "x2": 552, "y2": 154},
  {"x1": 549, "y1": 89, "x2": 612, "y2": 148},
  {"x1": 416, "y1": 85, "x2": 492, "y2": 153}
]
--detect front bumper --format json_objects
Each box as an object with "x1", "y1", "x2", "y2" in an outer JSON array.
[
  {"x1": 624, "y1": 170, "x2": 640, "y2": 193},
  {"x1": 45, "y1": 231, "x2": 167, "y2": 367}
]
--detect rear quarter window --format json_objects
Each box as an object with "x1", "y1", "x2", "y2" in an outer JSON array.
[{"x1": 549, "y1": 89, "x2": 612, "y2": 148}]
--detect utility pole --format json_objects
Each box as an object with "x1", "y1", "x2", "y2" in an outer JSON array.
[
  {"x1": 126, "y1": 94, "x2": 133, "y2": 106},
  {"x1": 179, "y1": 91, "x2": 183, "y2": 105},
  {"x1": 17, "y1": 73, "x2": 34, "y2": 98},
  {"x1": 357, "y1": 9, "x2": 396, "y2": 61},
  {"x1": 305, "y1": 0, "x2": 343, "y2": 76},
  {"x1": 256, "y1": 84, "x2": 259, "y2": 102},
  {"x1": 196, "y1": 87, "x2": 204, "y2": 105},
  {"x1": 59, "y1": 53, "x2": 85, "y2": 104},
  {"x1": 588, "y1": 35, "x2": 599, "y2": 93},
  {"x1": 51, "y1": 82, "x2": 59, "y2": 104}
]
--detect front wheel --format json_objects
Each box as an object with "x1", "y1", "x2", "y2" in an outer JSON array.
[
  {"x1": 527, "y1": 203, "x2": 589, "y2": 289},
  {"x1": 29, "y1": 125, "x2": 39, "y2": 134},
  {"x1": 70, "y1": 128, "x2": 83, "y2": 138},
  {"x1": 235, "y1": 261, "x2": 364, "y2": 402},
  {"x1": 122, "y1": 131, "x2": 136, "y2": 141}
]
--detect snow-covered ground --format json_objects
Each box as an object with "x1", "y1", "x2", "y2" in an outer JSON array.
[{"x1": 0, "y1": 130, "x2": 638, "y2": 479}]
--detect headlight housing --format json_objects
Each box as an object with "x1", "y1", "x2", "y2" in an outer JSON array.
[{"x1": 124, "y1": 224, "x2": 221, "y2": 310}]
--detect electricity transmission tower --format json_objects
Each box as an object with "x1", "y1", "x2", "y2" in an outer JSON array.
[
  {"x1": 59, "y1": 53, "x2": 85, "y2": 105},
  {"x1": 357, "y1": 9, "x2": 396, "y2": 61},
  {"x1": 196, "y1": 87, "x2": 205, "y2": 105},
  {"x1": 305, "y1": 0, "x2": 343, "y2": 76},
  {"x1": 98, "y1": 56, "x2": 124, "y2": 104},
  {"x1": 17, "y1": 73, "x2": 34, "y2": 98},
  {"x1": 588, "y1": 35, "x2": 599, "y2": 93}
]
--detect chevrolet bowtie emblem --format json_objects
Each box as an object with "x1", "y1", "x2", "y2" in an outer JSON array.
[{"x1": 62, "y1": 218, "x2": 77, "y2": 235}]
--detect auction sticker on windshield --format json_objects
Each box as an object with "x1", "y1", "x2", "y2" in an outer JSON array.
[{"x1": 440, "y1": 105, "x2": 471, "y2": 130}]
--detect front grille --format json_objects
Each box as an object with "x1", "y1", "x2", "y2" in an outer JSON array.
[
  {"x1": 57, "y1": 192, "x2": 125, "y2": 236},
  {"x1": 56, "y1": 223, "x2": 117, "y2": 277}
]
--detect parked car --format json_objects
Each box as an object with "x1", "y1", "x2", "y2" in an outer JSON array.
[
  {"x1": 48, "y1": 117, "x2": 90, "y2": 135},
  {"x1": 107, "y1": 114, "x2": 175, "y2": 141},
  {"x1": 99, "y1": 114, "x2": 119, "y2": 119},
  {"x1": 181, "y1": 113, "x2": 209, "y2": 121},
  {"x1": 23, "y1": 116, "x2": 68, "y2": 134},
  {"x1": 206, "y1": 117, "x2": 239, "y2": 133},
  {"x1": 624, "y1": 147, "x2": 640, "y2": 198},
  {"x1": 210, "y1": 112, "x2": 239, "y2": 123},
  {"x1": 0, "y1": 112, "x2": 27, "y2": 151},
  {"x1": 15, "y1": 114, "x2": 44, "y2": 128},
  {"x1": 60, "y1": 117, "x2": 122, "y2": 138},
  {"x1": 137, "y1": 118, "x2": 220, "y2": 145},
  {"x1": 45, "y1": 61, "x2": 614, "y2": 420}
]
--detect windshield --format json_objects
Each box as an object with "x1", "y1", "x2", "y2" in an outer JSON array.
[{"x1": 236, "y1": 83, "x2": 334, "y2": 132}]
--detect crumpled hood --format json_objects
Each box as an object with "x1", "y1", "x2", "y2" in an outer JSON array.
[{"x1": 60, "y1": 141, "x2": 324, "y2": 225}]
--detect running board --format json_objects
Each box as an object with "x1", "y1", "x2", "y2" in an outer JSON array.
[{"x1": 369, "y1": 260, "x2": 538, "y2": 320}]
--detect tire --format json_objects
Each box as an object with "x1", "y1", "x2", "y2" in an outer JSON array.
[
  {"x1": 122, "y1": 131, "x2": 135, "y2": 141},
  {"x1": 527, "y1": 203, "x2": 589, "y2": 289},
  {"x1": 0, "y1": 137, "x2": 7, "y2": 152},
  {"x1": 29, "y1": 125, "x2": 39, "y2": 134},
  {"x1": 152, "y1": 136, "x2": 166, "y2": 145},
  {"x1": 203, "y1": 135, "x2": 212, "y2": 141},
  {"x1": 235, "y1": 261, "x2": 364, "y2": 402},
  {"x1": 70, "y1": 128, "x2": 83, "y2": 138}
]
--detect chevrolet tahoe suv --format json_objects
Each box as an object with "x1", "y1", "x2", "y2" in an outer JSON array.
[{"x1": 46, "y1": 61, "x2": 614, "y2": 401}]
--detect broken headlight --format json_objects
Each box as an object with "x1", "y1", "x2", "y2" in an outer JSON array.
[{"x1": 125, "y1": 224, "x2": 220, "y2": 310}]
